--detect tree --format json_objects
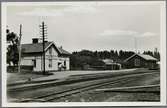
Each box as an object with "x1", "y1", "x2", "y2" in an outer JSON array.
[{"x1": 6, "y1": 29, "x2": 19, "y2": 66}]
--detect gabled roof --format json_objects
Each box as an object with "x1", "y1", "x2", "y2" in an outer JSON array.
[
  {"x1": 57, "y1": 47, "x2": 71, "y2": 55},
  {"x1": 21, "y1": 42, "x2": 52, "y2": 53},
  {"x1": 21, "y1": 41, "x2": 71, "y2": 55},
  {"x1": 124, "y1": 53, "x2": 157, "y2": 62},
  {"x1": 139, "y1": 54, "x2": 157, "y2": 61}
]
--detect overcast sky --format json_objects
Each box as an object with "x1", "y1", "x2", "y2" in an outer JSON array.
[{"x1": 6, "y1": 2, "x2": 163, "y2": 53}]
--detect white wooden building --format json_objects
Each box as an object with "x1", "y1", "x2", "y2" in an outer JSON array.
[{"x1": 21, "y1": 39, "x2": 70, "y2": 72}]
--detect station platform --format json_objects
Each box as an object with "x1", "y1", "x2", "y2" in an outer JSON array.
[
  {"x1": 33, "y1": 69, "x2": 136, "y2": 82},
  {"x1": 7, "y1": 69, "x2": 141, "y2": 85}
]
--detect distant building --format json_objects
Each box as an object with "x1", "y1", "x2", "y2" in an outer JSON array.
[
  {"x1": 21, "y1": 39, "x2": 71, "y2": 72},
  {"x1": 124, "y1": 53, "x2": 158, "y2": 69},
  {"x1": 82, "y1": 59, "x2": 121, "y2": 70},
  {"x1": 102, "y1": 59, "x2": 121, "y2": 70}
]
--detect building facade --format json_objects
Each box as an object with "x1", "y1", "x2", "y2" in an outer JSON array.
[
  {"x1": 21, "y1": 39, "x2": 70, "y2": 72},
  {"x1": 102, "y1": 59, "x2": 121, "y2": 70},
  {"x1": 124, "y1": 53, "x2": 158, "y2": 69}
]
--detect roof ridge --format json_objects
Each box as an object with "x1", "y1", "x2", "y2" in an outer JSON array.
[
  {"x1": 124, "y1": 53, "x2": 136, "y2": 62},
  {"x1": 21, "y1": 41, "x2": 52, "y2": 45},
  {"x1": 21, "y1": 41, "x2": 71, "y2": 55},
  {"x1": 124, "y1": 53, "x2": 157, "y2": 62}
]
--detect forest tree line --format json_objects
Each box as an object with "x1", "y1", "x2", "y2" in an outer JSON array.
[{"x1": 70, "y1": 49, "x2": 160, "y2": 70}]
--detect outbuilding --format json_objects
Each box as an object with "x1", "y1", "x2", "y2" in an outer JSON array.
[
  {"x1": 124, "y1": 53, "x2": 158, "y2": 69},
  {"x1": 102, "y1": 59, "x2": 121, "y2": 70}
]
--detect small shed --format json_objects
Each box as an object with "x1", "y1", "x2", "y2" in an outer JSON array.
[
  {"x1": 124, "y1": 53, "x2": 158, "y2": 69},
  {"x1": 102, "y1": 59, "x2": 121, "y2": 70}
]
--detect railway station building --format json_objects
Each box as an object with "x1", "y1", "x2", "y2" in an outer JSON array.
[{"x1": 20, "y1": 38, "x2": 71, "y2": 72}]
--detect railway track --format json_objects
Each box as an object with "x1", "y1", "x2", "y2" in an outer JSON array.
[
  {"x1": 18, "y1": 72, "x2": 159, "y2": 102},
  {"x1": 8, "y1": 70, "x2": 159, "y2": 92}
]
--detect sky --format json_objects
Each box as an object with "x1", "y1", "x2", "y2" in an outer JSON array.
[{"x1": 6, "y1": 2, "x2": 163, "y2": 53}]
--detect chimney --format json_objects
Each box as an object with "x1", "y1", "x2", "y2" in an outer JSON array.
[
  {"x1": 60, "y1": 46, "x2": 63, "y2": 49},
  {"x1": 32, "y1": 38, "x2": 38, "y2": 44}
]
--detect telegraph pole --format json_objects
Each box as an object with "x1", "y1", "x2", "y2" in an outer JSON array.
[
  {"x1": 18, "y1": 24, "x2": 22, "y2": 73},
  {"x1": 40, "y1": 21, "x2": 47, "y2": 75},
  {"x1": 42, "y1": 22, "x2": 46, "y2": 75}
]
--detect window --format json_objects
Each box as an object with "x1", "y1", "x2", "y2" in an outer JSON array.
[
  {"x1": 64, "y1": 61, "x2": 66, "y2": 66},
  {"x1": 58, "y1": 62, "x2": 62, "y2": 70},
  {"x1": 32, "y1": 59, "x2": 36, "y2": 67},
  {"x1": 49, "y1": 48, "x2": 52, "y2": 55},
  {"x1": 49, "y1": 59, "x2": 52, "y2": 68},
  {"x1": 134, "y1": 58, "x2": 140, "y2": 66}
]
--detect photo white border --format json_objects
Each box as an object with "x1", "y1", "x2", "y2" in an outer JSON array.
[{"x1": 1, "y1": 1, "x2": 166, "y2": 107}]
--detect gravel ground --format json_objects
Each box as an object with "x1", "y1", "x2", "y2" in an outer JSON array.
[
  {"x1": 52, "y1": 85, "x2": 160, "y2": 102},
  {"x1": 96, "y1": 72, "x2": 160, "y2": 89},
  {"x1": 7, "y1": 69, "x2": 160, "y2": 102},
  {"x1": 7, "y1": 69, "x2": 137, "y2": 84},
  {"x1": 51, "y1": 72, "x2": 160, "y2": 102},
  {"x1": 54, "y1": 91, "x2": 160, "y2": 102},
  {"x1": 105, "y1": 92, "x2": 160, "y2": 102},
  {"x1": 7, "y1": 72, "x2": 49, "y2": 84}
]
